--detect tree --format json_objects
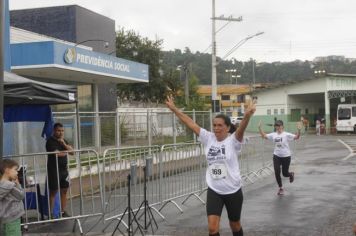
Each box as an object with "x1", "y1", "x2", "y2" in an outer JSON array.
[{"x1": 115, "y1": 28, "x2": 168, "y2": 104}]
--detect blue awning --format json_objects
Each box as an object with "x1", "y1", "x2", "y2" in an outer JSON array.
[{"x1": 10, "y1": 41, "x2": 149, "y2": 84}]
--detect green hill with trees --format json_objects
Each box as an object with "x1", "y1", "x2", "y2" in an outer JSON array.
[{"x1": 115, "y1": 27, "x2": 356, "y2": 107}]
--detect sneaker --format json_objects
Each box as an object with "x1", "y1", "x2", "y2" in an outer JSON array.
[
  {"x1": 277, "y1": 188, "x2": 284, "y2": 195},
  {"x1": 289, "y1": 172, "x2": 295, "y2": 183},
  {"x1": 61, "y1": 211, "x2": 71, "y2": 218}
]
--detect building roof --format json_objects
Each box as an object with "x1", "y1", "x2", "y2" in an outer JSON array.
[
  {"x1": 197, "y1": 84, "x2": 251, "y2": 95},
  {"x1": 197, "y1": 84, "x2": 269, "y2": 95},
  {"x1": 253, "y1": 73, "x2": 356, "y2": 94}
]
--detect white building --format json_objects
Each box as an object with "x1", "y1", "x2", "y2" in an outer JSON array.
[{"x1": 250, "y1": 73, "x2": 356, "y2": 133}]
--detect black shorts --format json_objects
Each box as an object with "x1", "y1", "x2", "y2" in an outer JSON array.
[
  {"x1": 206, "y1": 187, "x2": 243, "y2": 221},
  {"x1": 47, "y1": 168, "x2": 69, "y2": 191}
]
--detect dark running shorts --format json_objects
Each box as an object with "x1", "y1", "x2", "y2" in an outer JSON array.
[
  {"x1": 47, "y1": 168, "x2": 69, "y2": 191},
  {"x1": 206, "y1": 187, "x2": 243, "y2": 221}
]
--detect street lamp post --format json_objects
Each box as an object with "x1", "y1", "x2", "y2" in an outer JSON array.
[
  {"x1": 211, "y1": 0, "x2": 264, "y2": 113},
  {"x1": 177, "y1": 64, "x2": 189, "y2": 105},
  {"x1": 232, "y1": 74, "x2": 241, "y2": 84},
  {"x1": 211, "y1": 0, "x2": 243, "y2": 113},
  {"x1": 251, "y1": 58, "x2": 255, "y2": 90},
  {"x1": 314, "y1": 70, "x2": 326, "y2": 76},
  {"x1": 74, "y1": 39, "x2": 109, "y2": 48},
  {"x1": 225, "y1": 69, "x2": 237, "y2": 84}
]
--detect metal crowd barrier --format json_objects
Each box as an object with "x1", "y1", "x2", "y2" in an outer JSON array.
[
  {"x1": 2, "y1": 137, "x2": 283, "y2": 234},
  {"x1": 159, "y1": 143, "x2": 205, "y2": 213},
  {"x1": 100, "y1": 143, "x2": 205, "y2": 233},
  {"x1": 239, "y1": 136, "x2": 274, "y2": 184},
  {"x1": 101, "y1": 145, "x2": 163, "y2": 230},
  {"x1": 4, "y1": 149, "x2": 103, "y2": 234}
]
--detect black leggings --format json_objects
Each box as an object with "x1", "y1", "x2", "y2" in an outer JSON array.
[
  {"x1": 273, "y1": 155, "x2": 291, "y2": 187},
  {"x1": 206, "y1": 188, "x2": 243, "y2": 221}
]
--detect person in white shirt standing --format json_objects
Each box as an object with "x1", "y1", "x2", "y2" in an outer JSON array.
[
  {"x1": 258, "y1": 120, "x2": 301, "y2": 195},
  {"x1": 165, "y1": 96, "x2": 256, "y2": 236}
]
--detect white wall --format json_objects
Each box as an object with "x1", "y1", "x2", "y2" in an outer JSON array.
[
  {"x1": 10, "y1": 27, "x2": 91, "y2": 50},
  {"x1": 286, "y1": 78, "x2": 326, "y2": 94},
  {"x1": 254, "y1": 78, "x2": 327, "y2": 116},
  {"x1": 254, "y1": 88, "x2": 288, "y2": 116},
  {"x1": 327, "y1": 77, "x2": 356, "y2": 91}
]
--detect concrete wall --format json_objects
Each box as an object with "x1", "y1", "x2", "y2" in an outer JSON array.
[
  {"x1": 75, "y1": 6, "x2": 116, "y2": 54},
  {"x1": 10, "y1": 6, "x2": 77, "y2": 42}
]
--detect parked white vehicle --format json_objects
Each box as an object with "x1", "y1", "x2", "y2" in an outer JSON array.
[{"x1": 336, "y1": 104, "x2": 356, "y2": 133}]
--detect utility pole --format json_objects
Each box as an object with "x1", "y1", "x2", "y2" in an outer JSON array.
[
  {"x1": 0, "y1": 0, "x2": 4, "y2": 159},
  {"x1": 211, "y1": 0, "x2": 242, "y2": 112},
  {"x1": 177, "y1": 64, "x2": 189, "y2": 106},
  {"x1": 184, "y1": 64, "x2": 189, "y2": 106},
  {"x1": 251, "y1": 58, "x2": 255, "y2": 91}
]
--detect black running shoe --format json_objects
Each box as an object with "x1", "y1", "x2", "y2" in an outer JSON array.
[
  {"x1": 289, "y1": 172, "x2": 294, "y2": 183},
  {"x1": 61, "y1": 211, "x2": 71, "y2": 218}
]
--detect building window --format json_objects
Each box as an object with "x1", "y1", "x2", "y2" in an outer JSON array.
[
  {"x1": 53, "y1": 84, "x2": 93, "y2": 112},
  {"x1": 352, "y1": 107, "x2": 356, "y2": 117},
  {"x1": 274, "y1": 109, "x2": 278, "y2": 115},
  {"x1": 237, "y1": 95, "x2": 245, "y2": 103},
  {"x1": 280, "y1": 109, "x2": 285, "y2": 115},
  {"x1": 221, "y1": 95, "x2": 230, "y2": 100},
  {"x1": 267, "y1": 109, "x2": 271, "y2": 115},
  {"x1": 291, "y1": 109, "x2": 301, "y2": 122}
]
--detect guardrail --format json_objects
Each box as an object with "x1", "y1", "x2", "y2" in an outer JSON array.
[
  {"x1": 3, "y1": 136, "x2": 288, "y2": 234},
  {"x1": 4, "y1": 149, "x2": 103, "y2": 235}
]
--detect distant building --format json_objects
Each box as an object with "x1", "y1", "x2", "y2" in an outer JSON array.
[
  {"x1": 197, "y1": 84, "x2": 267, "y2": 116},
  {"x1": 10, "y1": 5, "x2": 118, "y2": 111},
  {"x1": 313, "y1": 55, "x2": 346, "y2": 63},
  {"x1": 5, "y1": 4, "x2": 148, "y2": 154},
  {"x1": 251, "y1": 73, "x2": 356, "y2": 133}
]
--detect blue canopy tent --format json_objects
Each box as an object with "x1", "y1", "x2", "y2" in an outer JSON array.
[{"x1": 3, "y1": 71, "x2": 78, "y2": 153}]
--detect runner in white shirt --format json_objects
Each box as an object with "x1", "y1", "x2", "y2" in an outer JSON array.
[
  {"x1": 258, "y1": 120, "x2": 301, "y2": 195},
  {"x1": 165, "y1": 95, "x2": 256, "y2": 236}
]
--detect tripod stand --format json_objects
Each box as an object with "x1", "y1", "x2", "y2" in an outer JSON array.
[
  {"x1": 112, "y1": 174, "x2": 144, "y2": 236},
  {"x1": 134, "y1": 166, "x2": 158, "y2": 234}
]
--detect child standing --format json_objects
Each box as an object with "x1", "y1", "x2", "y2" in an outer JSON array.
[{"x1": 0, "y1": 159, "x2": 25, "y2": 236}]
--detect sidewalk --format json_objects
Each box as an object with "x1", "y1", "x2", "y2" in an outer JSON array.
[{"x1": 24, "y1": 135, "x2": 356, "y2": 235}]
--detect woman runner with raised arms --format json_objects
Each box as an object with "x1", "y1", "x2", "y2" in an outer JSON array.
[{"x1": 165, "y1": 95, "x2": 256, "y2": 236}]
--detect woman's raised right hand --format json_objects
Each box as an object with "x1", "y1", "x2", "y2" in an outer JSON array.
[{"x1": 165, "y1": 95, "x2": 176, "y2": 111}]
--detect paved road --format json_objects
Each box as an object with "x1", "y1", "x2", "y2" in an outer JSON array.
[
  {"x1": 24, "y1": 134, "x2": 356, "y2": 235},
  {"x1": 153, "y1": 135, "x2": 356, "y2": 236}
]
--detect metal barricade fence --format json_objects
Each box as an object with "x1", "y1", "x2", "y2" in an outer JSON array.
[
  {"x1": 1, "y1": 137, "x2": 282, "y2": 234},
  {"x1": 101, "y1": 143, "x2": 205, "y2": 233},
  {"x1": 4, "y1": 149, "x2": 103, "y2": 234},
  {"x1": 102, "y1": 145, "x2": 163, "y2": 226},
  {"x1": 52, "y1": 110, "x2": 213, "y2": 153},
  {"x1": 239, "y1": 135, "x2": 275, "y2": 184},
  {"x1": 159, "y1": 143, "x2": 206, "y2": 213}
]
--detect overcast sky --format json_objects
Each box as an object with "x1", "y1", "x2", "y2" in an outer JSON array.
[{"x1": 9, "y1": 0, "x2": 356, "y2": 63}]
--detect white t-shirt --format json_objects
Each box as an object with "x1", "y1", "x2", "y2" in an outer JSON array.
[
  {"x1": 198, "y1": 128, "x2": 242, "y2": 195},
  {"x1": 266, "y1": 131, "x2": 296, "y2": 157}
]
